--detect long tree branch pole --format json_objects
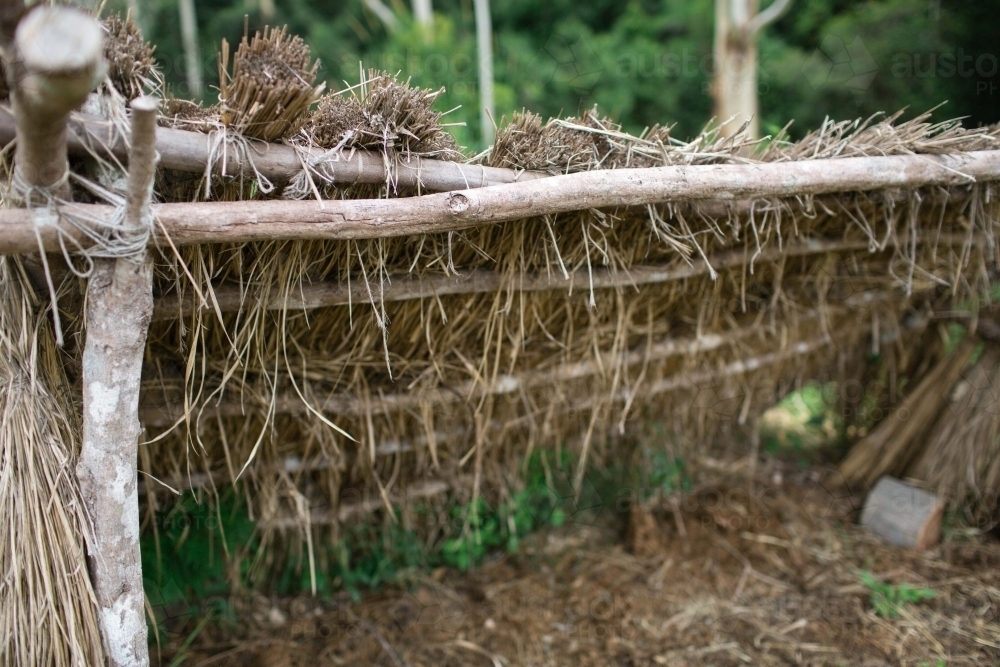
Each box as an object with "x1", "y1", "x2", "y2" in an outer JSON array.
[
  {"x1": 76, "y1": 97, "x2": 158, "y2": 667},
  {"x1": 0, "y1": 149, "x2": 998, "y2": 254},
  {"x1": 0, "y1": 107, "x2": 546, "y2": 191},
  {"x1": 177, "y1": 0, "x2": 202, "y2": 97},
  {"x1": 150, "y1": 233, "x2": 976, "y2": 321}
]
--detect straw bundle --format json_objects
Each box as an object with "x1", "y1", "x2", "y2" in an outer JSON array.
[
  {"x1": 218, "y1": 26, "x2": 323, "y2": 142},
  {"x1": 909, "y1": 346, "x2": 1000, "y2": 528},
  {"x1": 304, "y1": 70, "x2": 461, "y2": 159},
  {"x1": 101, "y1": 14, "x2": 160, "y2": 102},
  {"x1": 838, "y1": 337, "x2": 979, "y2": 486},
  {"x1": 488, "y1": 109, "x2": 672, "y2": 172},
  {"x1": 0, "y1": 258, "x2": 103, "y2": 667}
]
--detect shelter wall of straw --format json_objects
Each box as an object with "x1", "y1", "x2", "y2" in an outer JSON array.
[
  {"x1": 128, "y1": 24, "x2": 1000, "y2": 541},
  {"x1": 2, "y1": 15, "x2": 1000, "y2": 664}
]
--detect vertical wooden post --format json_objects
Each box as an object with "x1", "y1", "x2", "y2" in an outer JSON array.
[
  {"x1": 177, "y1": 0, "x2": 203, "y2": 97},
  {"x1": 7, "y1": 6, "x2": 105, "y2": 195},
  {"x1": 76, "y1": 97, "x2": 158, "y2": 667},
  {"x1": 412, "y1": 0, "x2": 433, "y2": 38},
  {"x1": 3, "y1": 5, "x2": 105, "y2": 301}
]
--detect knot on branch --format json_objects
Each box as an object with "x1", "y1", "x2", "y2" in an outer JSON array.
[{"x1": 447, "y1": 193, "x2": 470, "y2": 214}]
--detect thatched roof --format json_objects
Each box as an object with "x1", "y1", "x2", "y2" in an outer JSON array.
[
  {"x1": 36, "y1": 17, "x2": 999, "y2": 533},
  {"x1": 2, "y1": 16, "x2": 1000, "y2": 663}
]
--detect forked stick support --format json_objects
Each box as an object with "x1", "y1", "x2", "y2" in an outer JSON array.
[{"x1": 75, "y1": 96, "x2": 158, "y2": 667}]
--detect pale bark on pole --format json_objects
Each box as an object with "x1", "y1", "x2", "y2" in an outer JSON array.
[
  {"x1": 76, "y1": 96, "x2": 158, "y2": 667},
  {"x1": 1, "y1": 148, "x2": 997, "y2": 255},
  {"x1": 713, "y1": 0, "x2": 793, "y2": 140},
  {"x1": 177, "y1": 0, "x2": 202, "y2": 97},
  {"x1": 412, "y1": 0, "x2": 433, "y2": 37},
  {"x1": 473, "y1": 0, "x2": 495, "y2": 146}
]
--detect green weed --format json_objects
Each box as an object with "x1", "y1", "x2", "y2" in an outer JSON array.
[{"x1": 859, "y1": 571, "x2": 936, "y2": 618}]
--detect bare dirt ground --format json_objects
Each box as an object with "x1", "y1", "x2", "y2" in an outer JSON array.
[{"x1": 160, "y1": 460, "x2": 1000, "y2": 667}]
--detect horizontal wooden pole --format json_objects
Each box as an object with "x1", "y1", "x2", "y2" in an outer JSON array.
[
  {"x1": 149, "y1": 328, "x2": 861, "y2": 516},
  {"x1": 0, "y1": 106, "x2": 547, "y2": 192},
  {"x1": 265, "y1": 479, "x2": 458, "y2": 528},
  {"x1": 2, "y1": 150, "x2": 998, "y2": 255},
  {"x1": 139, "y1": 292, "x2": 888, "y2": 427},
  {"x1": 152, "y1": 234, "x2": 976, "y2": 321}
]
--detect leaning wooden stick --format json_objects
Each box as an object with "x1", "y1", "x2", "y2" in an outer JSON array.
[{"x1": 76, "y1": 97, "x2": 158, "y2": 667}]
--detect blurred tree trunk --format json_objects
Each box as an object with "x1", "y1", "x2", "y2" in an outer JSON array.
[
  {"x1": 259, "y1": 0, "x2": 275, "y2": 20},
  {"x1": 473, "y1": 0, "x2": 494, "y2": 146},
  {"x1": 177, "y1": 0, "x2": 202, "y2": 97},
  {"x1": 412, "y1": 0, "x2": 432, "y2": 29},
  {"x1": 364, "y1": 0, "x2": 398, "y2": 32},
  {"x1": 713, "y1": 0, "x2": 793, "y2": 139}
]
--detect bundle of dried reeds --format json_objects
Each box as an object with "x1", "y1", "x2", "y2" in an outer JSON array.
[
  {"x1": 101, "y1": 13, "x2": 160, "y2": 102},
  {"x1": 909, "y1": 346, "x2": 1000, "y2": 527},
  {"x1": 218, "y1": 26, "x2": 323, "y2": 142},
  {"x1": 838, "y1": 338, "x2": 979, "y2": 487},
  {"x1": 0, "y1": 258, "x2": 104, "y2": 667},
  {"x1": 299, "y1": 69, "x2": 462, "y2": 175}
]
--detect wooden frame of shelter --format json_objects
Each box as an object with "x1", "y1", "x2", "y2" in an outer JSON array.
[{"x1": 2, "y1": 5, "x2": 1000, "y2": 667}]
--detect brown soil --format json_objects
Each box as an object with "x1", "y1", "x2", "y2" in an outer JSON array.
[{"x1": 156, "y1": 462, "x2": 1000, "y2": 667}]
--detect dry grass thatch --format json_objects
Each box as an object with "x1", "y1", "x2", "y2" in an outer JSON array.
[
  {"x1": 910, "y1": 345, "x2": 1000, "y2": 528},
  {"x1": 101, "y1": 13, "x2": 160, "y2": 102},
  {"x1": 134, "y1": 96, "x2": 1000, "y2": 576},
  {"x1": 218, "y1": 26, "x2": 323, "y2": 142},
  {"x1": 3, "y1": 15, "x2": 1000, "y2": 662},
  {"x1": 0, "y1": 258, "x2": 104, "y2": 667},
  {"x1": 120, "y1": 20, "x2": 1000, "y2": 566},
  {"x1": 303, "y1": 70, "x2": 462, "y2": 158}
]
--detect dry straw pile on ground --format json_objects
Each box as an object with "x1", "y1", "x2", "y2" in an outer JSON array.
[{"x1": 2, "y1": 14, "x2": 1000, "y2": 664}]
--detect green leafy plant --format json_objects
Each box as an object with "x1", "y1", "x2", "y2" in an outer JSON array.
[
  {"x1": 859, "y1": 571, "x2": 936, "y2": 618},
  {"x1": 328, "y1": 521, "x2": 431, "y2": 598},
  {"x1": 645, "y1": 448, "x2": 688, "y2": 497},
  {"x1": 442, "y1": 450, "x2": 575, "y2": 570},
  {"x1": 142, "y1": 489, "x2": 255, "y2": 639},
  {"x1": 761, "y1": 381, "x2": 844, "y2": 464}
]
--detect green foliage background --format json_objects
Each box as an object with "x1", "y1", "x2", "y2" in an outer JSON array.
[{"x1": 111, "y1": 0, "x2": 998, "y2": 151}]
